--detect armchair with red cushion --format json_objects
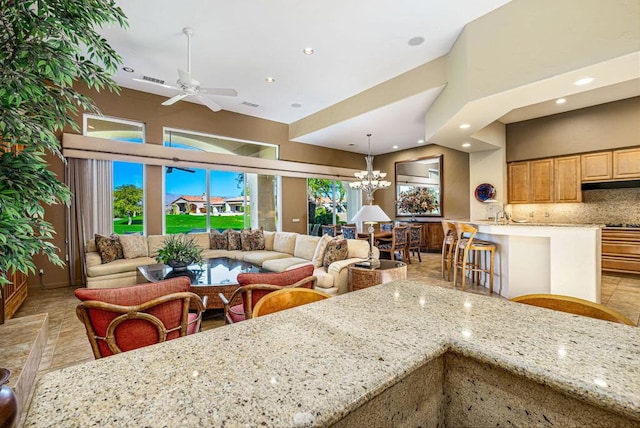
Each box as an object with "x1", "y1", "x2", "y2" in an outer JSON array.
[
  {"x1": 75, "y1": 277, "x2": 207, "y2": 359},
  {"x1": 219, "y1": 264, "x2": 317, "y2": 324}
]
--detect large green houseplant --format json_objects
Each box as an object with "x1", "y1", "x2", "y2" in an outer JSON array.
[
  {"x1": 156, "y1": 234, "x2": 203, "y2": 271},
  {"x1": 0, "y1": 1, "x2": 127, "y2": 285}
]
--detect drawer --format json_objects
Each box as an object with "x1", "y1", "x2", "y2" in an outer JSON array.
[
  {"x1": 602, "y1": 243, "x2": 640, "y2": 258},
  {"x1": 602, "y1": 257, "x2": 640, "y2": 274}
]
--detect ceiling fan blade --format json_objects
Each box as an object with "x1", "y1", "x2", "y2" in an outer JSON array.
[
  {"x1": 132, "y1": 77, "x2": 177, "y2": 90},
  {"x1": 162, "y1": 93, "x2": 189, "y2": 106},
  {"x1": 200, "y1": 87, "x2": 238, "y2": 97},
  {"x1": 194, "y1": 93, "x2": 222, "y2": 112}
]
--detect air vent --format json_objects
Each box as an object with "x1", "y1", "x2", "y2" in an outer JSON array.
[
  {"x1": 241, "y1": 101, "x2": 259, "y2": 108},
  {"x1": 140, "y1": 75, "x2": 165, "y2": 85}
]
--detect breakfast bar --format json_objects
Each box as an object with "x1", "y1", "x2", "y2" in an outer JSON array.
[
  {"x1": 25, "y1": 281, "x2": 639, "y2": 427},
  {"x1": 451, "y1": 221, "x2": 602, "y2": 302}
]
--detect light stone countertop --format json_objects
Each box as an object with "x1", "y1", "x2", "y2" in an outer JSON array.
[
  {"x1": 460, "y1": 219, "x2": 605, "y2": 228},
  {"x1": 25, "y1": 281, "x2": 640, "y2": 427}
]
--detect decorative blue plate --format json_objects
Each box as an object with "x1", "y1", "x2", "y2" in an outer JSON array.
[{"x1": 474, "y1": 183, "x2": 496, "y2": 202}]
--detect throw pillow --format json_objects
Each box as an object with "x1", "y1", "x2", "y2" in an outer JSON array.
[
  {"x1": 94, "y1": 233, "x2": 124, "y2": 264},
  {"x1": 227, "y1": 229, "x2": 242, "y2": 251},
  {"x1": 241, "y1": 228, "x2": 265, "y2": 251},
  {"x1": 323, "y1": 238, "x2": 349, "y2": 268},
  {"x1": 210, "y1": 229, "x2": 229, "y2": 250},
  {"x1": 118, "y1": 233, "x2": 148, "y2": 259},
  {"x1": 312, "y1": 234, "x2": 333, "y2": 268}
]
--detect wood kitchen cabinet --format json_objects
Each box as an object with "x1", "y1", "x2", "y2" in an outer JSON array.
[
  {"x1": 508, "y1": 156, "x2": 581, "y2": 204},
  {"x1": 530, "y1": 159, "x2": 554, "y2": 203},
  {"x1": 581, "y1": 148, "x2": 640, "y2": 181},
  {"x1": 613, "y1": 147, "x2": 640, "y2": 179},
  {"x1": 508, "y1": 161, "x2": 530, "y2": 203},
  {"x1": 554, "y1": 155, "x2": 582, "y2": 203},
  {"x1": 602, "y1": 228, "x2": 640, "y2": 275},
  {"x1": 423, "y1": 222, "x2": 444, "y2": 252}
]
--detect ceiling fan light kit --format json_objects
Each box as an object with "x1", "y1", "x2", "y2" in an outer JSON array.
[{"x1": 141, "y1": 27, "x2": 238, "y2": 112}]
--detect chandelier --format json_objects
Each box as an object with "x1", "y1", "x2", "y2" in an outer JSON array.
[{"x1": 349, "y1": 133, "x2": 391, "y2": 203}]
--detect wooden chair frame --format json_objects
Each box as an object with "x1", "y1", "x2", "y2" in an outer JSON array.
[
  {"x1": 408, "y1": 224, "x2": 423, "y2": 263},
  {"x1": 253, "y1": 288, "x2": 330, "y2": 318},
  {"x1": 441, "y1": 221, "x2": 457, "y2": 281},
  {"x1": 218, "y1": 276, "x2": 317, "y2": 324},
  {"x1": 511, "y1": 294, "x2": 635, "y2": 326},
  {"x1": 453, "y1": 223, "x2": 495, "y2": 293},
  {"x1": 76, "y1": 292, "x2": 207, "y2": 359}
]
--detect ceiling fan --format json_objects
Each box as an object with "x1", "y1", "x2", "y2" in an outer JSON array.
[{"x1": 135, "y1": 27, "x2": 237, "y2": 112}]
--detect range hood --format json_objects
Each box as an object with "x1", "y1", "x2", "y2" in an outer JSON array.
[{"x1": 581, "y1": 179, "x2": 640, "y2": 191}]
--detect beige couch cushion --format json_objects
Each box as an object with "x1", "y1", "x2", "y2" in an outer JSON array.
[
  {"x1": 118, "y1": 234, "x2": 148, "y2": 259},
  {"x1": 262, "y1": 257, "x2": 311, "y2": 272},
  {"x1": 347, "y1": 238, "x2": 373, "y2": 259},
  {"x1": 85, "y1": 239, "x2": 98, "y2": 253},
  {"x1": 273, "y1": 232, "x2": 297, "y2": 254},
  {"x1": 86, "y1": 256, "x2": 156, "y2": 278},
  {"x1": 202, "y1": 249, "x2": 243, "y2": 259},
  {"x1": 293, "y1": 235, "x2": 320, "y2": 260},
  {"x1": 241, "y1": 251, "x2": 290, "y2": 266},
  {"x1": 147, "y1": 235, "x2": 168, "y2": 259},
  {"x1": 313, "y1": 268, "x2": 335, "y2": 289},
  {"x1": 263, "y1": 231, "x2": 275, "y2": 250},
  {"x1": 311, "y1": 234, "x2": 332, "y2": 267},
  {"x1": 189, "y1": 232, "x2": 212, "y2": 251}
]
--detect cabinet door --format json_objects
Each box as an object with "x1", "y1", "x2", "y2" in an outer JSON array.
[
  {"x1": 613, "y1": 147, "x2": 640, "y2": 179},
  {"x1": 554, "y1": 155, "x2": 582, "y2": 203},
  {"x1": 530, "y1": 159, "x2": 554, "y2": 203},
  {"x1": 508, "y1": 162, "x2": 530, "y2": 203},
  {"x1": 425, "y1": 223, "x2": 444, "y2": 252},
  {"x1": 581, "y1": 151, "x2": 612, "y2": 181}
]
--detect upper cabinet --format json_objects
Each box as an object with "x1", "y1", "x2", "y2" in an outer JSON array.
[
  {"x1": 582, "y1": 148, "x2": 640, "y2": 181},
  {"x1": 508, "y1": 155, "x2": 581, "y2": 204}
]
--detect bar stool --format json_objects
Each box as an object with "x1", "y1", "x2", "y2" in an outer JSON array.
[
  {"x1": 453, "y1": 223, "x2": 495, "y2": 293},
  {"x1": 441, "y1": 221, "x2": 457, "y2": 281}
]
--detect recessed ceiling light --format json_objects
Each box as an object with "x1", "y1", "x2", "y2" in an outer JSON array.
[
  {"x1": 408, "y1": 36, "x2": 424, "y2": 46},
  {"x1": 302, "y1": 47, "x2": 315, "y2": 55},
  {"x1": 462, "y1": 143, "x2": 471, "y2": 148},
  {"x1": 122, "y1": 66, "x2": 134, "y2": 73},
  {"x1": 459, "y1": 123, "x2": 471, "y2": 129},
  {"x1": 417, "y1": 139, "x2": 425, "y2": 144},
  {"x1": 556, "y1": 98, "x2": 567, "y2": 104},
  {"x1": 265, "y1": 77, "x2": 276, "y2": 83},
  {"x1": 574, "y1": 77, "x2": 594, "y2": 86},
  {"x1": 291, "y1": 103, "x2": 302, "y2": 108},
  {"x1": 392, "y1": 145, "x2": 399, "y2": 149}
]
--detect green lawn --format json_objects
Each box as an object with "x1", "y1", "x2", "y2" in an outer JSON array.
[{"x1": 114, "y1": 214, "x2": 247, "y2": 234}]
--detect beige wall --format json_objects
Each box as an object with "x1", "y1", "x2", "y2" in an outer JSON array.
[
  {"x1": 374, "y1": 145, "x2": 470, "y2": 221},
  {"x1": 506, "y1": 97, "x2": 640, "y2": 162}
]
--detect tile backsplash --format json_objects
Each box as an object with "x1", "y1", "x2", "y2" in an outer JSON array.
[{"x1": 507, "y1": 188, "x2": 640, "y2": 225}]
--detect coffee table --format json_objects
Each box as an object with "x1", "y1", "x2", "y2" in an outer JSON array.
[{"x1": 137, "y1": 257, "x2": 273, "y2": 309}]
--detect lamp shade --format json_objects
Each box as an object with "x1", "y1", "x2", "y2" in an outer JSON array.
[{"x1": 351, "y1": 204, "x2": 391, "y2": 223}]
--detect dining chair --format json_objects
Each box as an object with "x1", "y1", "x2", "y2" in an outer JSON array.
[
  {"x1": 379, "y1": 222, "x2": 394, "y2": 232},
  {"x1": 377, "y1": 226, "x2": 409, "y2": 262},
  {"x1": 218, "y1": 265, "x2": 317, "y2": 324},
  {"x1": 511, "y1": 294, "x2": 635, "y2": 326},
  {"x1": 341, "y1": 225, "x2": 357, "y2": 239},
  {"x1": 408, "y1": 224, "x2": 422, "y2": 262},
  {"x1": 253, "y1": 288, "x2": 330, "y2": 318},
  {"x1": 321, "y1": 225, "x2": 337, "y2": 237},
  {"x1": 75, "y1": 277, "x2": 207, "y2": 359}
]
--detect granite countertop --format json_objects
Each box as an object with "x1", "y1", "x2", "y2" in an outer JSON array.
[
  {"x1": 462, "y1": 219, "x2": 604, "y2": 228},
  {"x1": 25, "y1": 282, "x2": 639, "y2": 427}
]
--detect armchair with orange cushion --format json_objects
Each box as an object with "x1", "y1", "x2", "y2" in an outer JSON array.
[
  {"x1": 218, "y1": 264, "x2": 317, "y2": 324},
  {"x1": 75, "y1": 277, "x2": 207, "y2": 359}
]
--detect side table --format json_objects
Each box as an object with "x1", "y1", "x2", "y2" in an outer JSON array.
[{"x1": 348, "y1": 260, "x2": 407, "y2": 291}]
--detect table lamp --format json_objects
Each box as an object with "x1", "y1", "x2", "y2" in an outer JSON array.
[{"x1": 351, "y1": 204, "x2": 391, "y2": 268}]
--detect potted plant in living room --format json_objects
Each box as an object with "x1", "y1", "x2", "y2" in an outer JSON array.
[{"x1": 156, "y1": 234, "x2": 203, "y2": 271}]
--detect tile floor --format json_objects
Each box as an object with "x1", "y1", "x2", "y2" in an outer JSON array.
[{"x1": 11, "y1": 252, "x2": 640, "y2": 379}]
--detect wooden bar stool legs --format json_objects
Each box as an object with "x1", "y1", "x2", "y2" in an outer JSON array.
[
  {"x1": 453, "y1": 223, "x2": 495, "y2": 293},
  {"x1": 441, "y1": 221, "x2": 457, "y2": 281}
]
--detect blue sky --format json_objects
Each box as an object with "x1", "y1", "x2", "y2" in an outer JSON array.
[{"x1": 114, "y1": 162, "x2": 243, "y2": 198}]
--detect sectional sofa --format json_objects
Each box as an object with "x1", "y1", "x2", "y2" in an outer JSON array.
[{"x1": 84, "y1": 231, "x2": 378, "y2": 296}]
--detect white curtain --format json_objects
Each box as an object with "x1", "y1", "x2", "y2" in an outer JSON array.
[{"x1": 66, "y1": 159, "x2": 113, "y2": 285}]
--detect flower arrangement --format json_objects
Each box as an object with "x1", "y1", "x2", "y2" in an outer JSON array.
[{"x1": 397, "y1": 187, "x2": 439, "y2": 215}]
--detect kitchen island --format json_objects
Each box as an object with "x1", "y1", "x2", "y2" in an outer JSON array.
[
  {"x1": 25, "y1": 281, "x2": 639, "y2": 427},
  {"x1": 451, "y1": 221, "x2": 602, "y2": 302}
]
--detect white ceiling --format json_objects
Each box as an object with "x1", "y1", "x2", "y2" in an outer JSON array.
[{"x1": 100, "y1": 0, "x2": 638, "y2": 155}]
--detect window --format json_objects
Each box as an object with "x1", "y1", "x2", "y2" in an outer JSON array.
[
  {"x1": 84, "y1": 115, "x2": 145, "y2": 234},
  {"x1": 307, "y1": 179, "x2": 361, "y2": 234},
  {"x1": 163, "y1": 129, "x2": 279, "y2": 233}
]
